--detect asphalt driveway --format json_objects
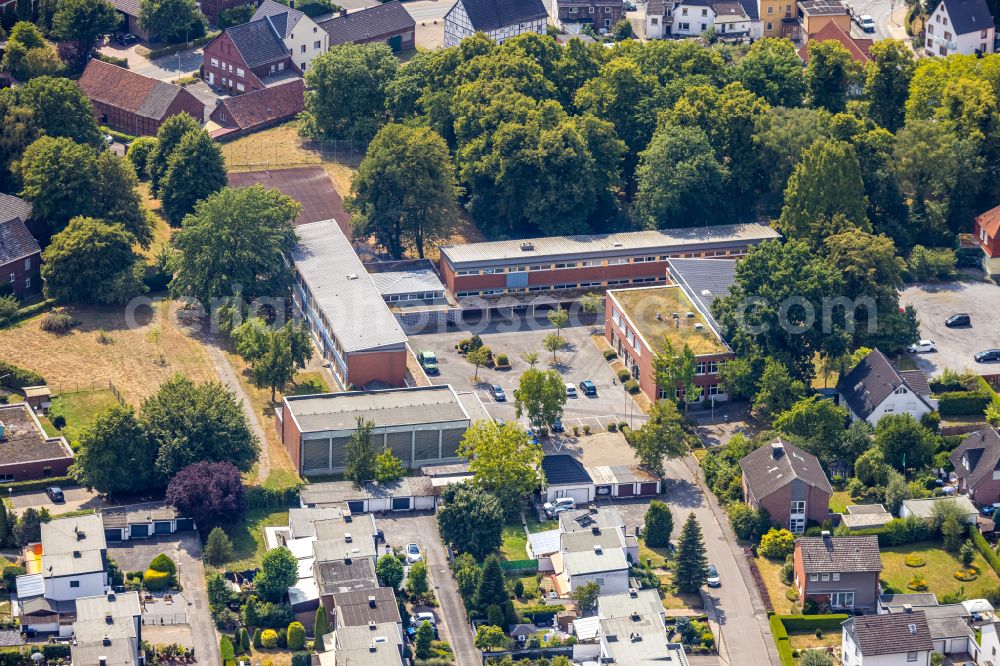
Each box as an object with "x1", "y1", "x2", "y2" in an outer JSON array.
[
  {"x1": 900, "y1": 281, "x2": 1000, "y2": 377},
  {"x1": 11, "y1": 486, "x2": 108, "y2": 514},
  {"x1": 409, "y1": 317, "x2": 646, "y2": 430}
]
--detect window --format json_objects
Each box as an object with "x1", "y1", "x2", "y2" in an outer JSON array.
[
  {"x1": 0, "y1": 474, "x2": 13, "y2": 483},
  {"x1": 24, "y1": 257, "x2": 31, "y2": 270},
  {"x1": 301, "y1": 63, "x2": 306, "y2": 71},
  {"x1": 70, "y1": 580, "x2": 80, "y2": 588},
  {"x1": 605, "y1": 5, "x2": 611, "y2": 10},
  {"x1": 236, "y1": 67, "x2": 245, "y2": 77},
  {"x1": 314, "y1": 40, "x2": 321, "y2": 48},
  {"x1": 510, "y1": 265, "x2": 526, "y2": 272},
  {"x1": 790, "y1": 500, "x2": 805, "y2": 514},
  {"x1": 236, "y1": 82, "x2": 245, "y2": 92},
  {"x1": 580, "y1": 260, "x2": 600, "y2": 267},
  {"x1": 651, "y1": 16, "x2": 658, "y2": 23},
  {"x1": 8, "y1": 273, "x2": 13, "y2": 284},
  {"x1": 570, "y1": 6, "x2": 577, "y2": 11},
  {"x1": 278, "y1": 62, "x2": 285, "y2": 71},
  {"x1": 821, "y1": 573, "x2": 830, "y2": 581},
  {"x1": 595, "y1": 576, "x2": 605, "y2": 586},
  {"x1": 701, "y1": 22, "x2": 707, "y2": 29},
  {"x1": 766, "y1": 21, "x2": 773, "y2": 29},
  {"x1": 457, "y1": 291, "x2": 479, "y2": 297},
  {"x1": 607, "y1": 257, "x2": 629, "y2": 265},
  {"x1": 944, "y1": 30, "x2": 952, "y2": 39},
  {"x1": 456, "y1": 269, "x2": 479, "y2": 276},
  {"x1": 832, "y1": 573, "x2": 840, "y2": 581},
  {"x1": 707, "y1": 385, "x2": 719, "y2": 396},
  {"x1": 695, "y1": 362, "x2": 706, "y2": 375},
  {"x1": 589, "y1": 5, "x2": 594, "y2": 11},
  {"x1": 482, "y1": 289, "x2": 503, "y2": 295},
  {"x1": 928, "y1": 24, "x2": 933, "y2": 34},
  {"x1": 301, "y1": 44, "x2": 307, "y2": 53},
  {"x1": 211, "y1": 57, "x2": 219, "y2": 66},
  {"x1": 681, "y1": 7, "x2": 688, "y2": 14},
  {"x1": 701, "y1": 7, "x2": 707, "y2": 15},
  {"x1": 529, "y1": 265, "x2": 550, "y2": 271},
  {"x1": 906, "y1": 653, "x2": 917, "y2": 662},
  {"x1": 939, "y1": 45, "x2": 948, "y2": 55},
  {"x1": 894, "y1": 387, "x2": 907, "y2": 394},
  {"x1": 830, "y1": 592, "x2": 855, "y2": 608},
  {"x1": 554, "y1": 262, "x2": 577, "y2": 269},
  {"x1": 708, "y1": 361, "x2": 719, "y2": 374},
  {"x1": 809, "y1": 574, "x2": 818, "y2": 582},
  {"x1": 983, "y1": 28, "x2": 989, "y2": 37},
  {"x1": 481, "y1": 268, "x2": 503, "y2": 274}
]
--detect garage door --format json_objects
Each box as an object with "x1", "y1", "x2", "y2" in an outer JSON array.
[
  {"x1": 130, "y1": 524, "x2": 149, "y2": 538},
  {"x1": 617, "y1": 484, "x2": 635, "y2": 497},
  {"x1": 175, "y1": 518, "x2": 194, "y2": 532},
  {"x1": 391, "y1": 497, "x2": 412, "y2": 511},
  {"x1": 104, "y1": 528, "x2": 124, "y2": 542},
  {"x1": 347, "y1": 500, "x2": 365, "y2": 514},
  {"x1": 639, "y1": 482, "x2": 659, "y2": 496},
  {"x1": 566, "y1": 488, "x2": 591, "y2": 503}
]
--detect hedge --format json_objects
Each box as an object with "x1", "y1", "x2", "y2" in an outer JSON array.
[
  {"x1": 971, "y1": 528, "x2": 1000, "y2": 578},
  {"x1": 769, "y1": 615, "x2": 793, "y2": 666},
  {"x1": 779, "y1": 614, "x2": 849, "y2": 632},
  {"x1": 0, "y1": 361, "x2": 45, "y2": 391},
  {"x1": 244, "y1": 484, "x2": 301, "y2": 509},
  {"x1": 102, "y1": 127, "x2": 138, "y2": 144},
  {"x1": 0, "y1": 475, "x2": 74, "y2": 493},
  {"x1": 936, "y1": 390, "x2": 993, "y2": 416},
  {"x1": 146, "y1": 32, "x2": 219, "y2": 59}
]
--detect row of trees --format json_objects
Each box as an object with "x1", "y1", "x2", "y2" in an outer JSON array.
[{"x1": 303, "y1": 35, "x2": 1000, "y2": 255}]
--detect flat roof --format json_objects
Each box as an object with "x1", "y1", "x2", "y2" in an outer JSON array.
[
  {"x1": 285, "y1": 385, "x2": 469, "y2": 433},
  {"x1": 367, "y1": 259, "x2": 446, "y2": 297},
  {"x1": 600, "y1": 615, "x2": 684, "y2": 665},
  {"x1": 666, "y1": 258, "x2": 737, "y2": 317},
  {"x1": 301, "y1": 476, "x2": 437, "y2": 506},
  {"x1": 439, "y1": 222, "x2": 778, "y2": 268},
  {"x1": 334, "y1": 622, "x2": 402, "y2": 651},
  {"x1": 563, "y1": 547, "x2": 628, "y2": 576},
  {"x1": 313, "y1": 519, "x2": 378, "y2": 562},
  {"x1": 903, "y1": 496, "x2": 978, "y2": 518},
  {"x1": 100, "y1": 501, "x2": 179, "y2": 529},
  {"x1": 800, "y1": 0, "x2": 848, "y2": 14},
  {"x1": 40, "y1": 514, "x2": 107, "y2": 578},
  {"x1": 331, "y1": 587, "x2": 401, "y2": 627},
  {"x1": 0, "y1": 403, "x2": 74, "y2": 467},
  {"x1": 559, "y1": 507, "x2": 625, "y2": 533},
  {"x1": 609, "y1": 285, "x2": 729, "y2": 356},
  {"x1": 228, "y1": 166, "x2": 348, "y2": 229},
  {"x1": 292, "y1": 219, "x2": 407, "y2": 354},
  {"x1": 315, "y1": 558, "x2": 378, "y2": 596},
  {"x1": 598, "y1": 588, "x2": 664, "y2": 621}
]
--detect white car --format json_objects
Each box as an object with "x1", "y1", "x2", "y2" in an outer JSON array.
[
  {"x1": 405, "y1": 543, "x2": 422, "y2": 564},
  {"x1": 706, "y1": 564, "x2": 721, "y2": 587},
  {"x1": 410, "y1": 612, "x2": 436, "y2": 627},
  {"x1": 565, "y1": 383, "x2": 577, "y2": 398},
  {"x1": 908, "y1": 340, "x2": 937, "y2": 353},
  {"x1": 858, "y1": 14, "x2": 875, "y2": 31},
  {"x1": 543, "y1": 497, "x2": 576, "y2": 517}
]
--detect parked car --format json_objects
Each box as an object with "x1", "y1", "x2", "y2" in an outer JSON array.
[
  {"x1": 407, "y1": 613, "x2": 438, "y2": 638},
  {"x1": 550, "y1": 419, "x2": 565, "y2": 433},
  {"x1": 492, "y1": 384, "x2": 506, "y2": 401},
  {"x1": 706, "y1": 564, "x2": 721, "y2": 587},
  {"x1": 417, "y1": 351, "x2": 438, "y2": 374},
  {"x1": 946, "y1": 313, "x2": 971, "y2": 327},
  {"x1": 858, "y1": 14, "x2": 875, "y2": 31},
  {"x1": 543, "y1": 497, "x2": 576, "y2": 517},
  {"x1": 116, "y1": 33, "x2": 138, "y2": 46},
  {"x1": 565, "y1": 383, "x2": 577, "y2": 398},
  {"x1": 579, "y1": 380, "x2": 597, "y2": 396},
  {"x1": 45, "y1": 486, "x2": 64, "y2": 503},
  {"x1": 405, "y1": 543, "x2": 422, "y2": 564},
  {"x1": 908, "y1": 340, "x2": 937, "y2": 353},
  {"x1": 976, "y1": 349, "x2": 1000, "y2": 363},
  {"x1": 980, "y1": 504, "x2": 999, "y2": 516}
]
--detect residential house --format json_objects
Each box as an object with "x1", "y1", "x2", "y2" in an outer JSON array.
[
  {"x1": 541, "y1": 454, "x2": 595, "y2": 504},
  {"x1": 70, "y1": 591, "x2": 144, "y2": 666},
  {"x1": 841, "y1": 610, "x2": 934, "y2": 666},
  {"x1": 739, "y1": 439, "x2": 832, "y2": 534},
  {"x1": 950, "y1": 429, "x2": 1000, "y2": 504},
  {"x1": 713, "y1": 0, "x2": 752, "y2": 35},
  {"x1": 444, "y1": 0, "x2": 549, "y2": 47},
  {"x1": 793, "y1": 533, "x2": 882, "y2": 610},
  {"x1": 278, "y1": 387, "x2": 469, "y2": 476},
  {"x1": 974, "y1": 203, "x2": 1000, "y2": 277},
  {"x1": 836, "y1": 349, "x2": 937, "y2": 426},
  {"x1": 551, "y1": 507, "x2": 635, "y2": 596},
  {"x1": 552, "y1": 0, "x2": 623, "y2": 32},
  {"x1": 107, "y1": 0, "x2": 150, "y2": 40},
  {"x1": 742, "y1": 0, "x2": 763, "y2": 37},
  {"x1": 209, "y1": 78, "x2": 306, "y2": 139},
  {"x1": 203, "y1": 17, "x2": 298, "y2": 94},
  {"x1": 878, "y1": 593, "x2": 940, "y2": 614},
  {"x1": 672, "y1": 0, "x2": 716, "y2": 35},
  {"x1": 925, "y1": 0, "x2": 995, "y2": 56},
  {"x1": 644, "y1": 0, "x2": 671, "y2": 37},
  {"x1": 759, "y1": 0, "x2": 798, "y2": 36},
  {"x1": 0, "y1": 403, "x2": 73, "y2": 482},
  {"x1": 0, "y1": 194, "x2": 40, "y2": 300},
  {"x1": 252, "y1": 0, "x2": 328, "y2": 72},
  {"x1": 317, "y1": 2, "x2": 416, "y2": 52},
  {"x1": 899, "y1": 496, "x2": 979, "y2": 524},
  {"x1": 797, "y1": 0, "x2": 851, "y2": 37},
  {"x1": 319, "y1": 621, "x2": 404, "y2": 665},
  {"x1": 599, "y1": 615, "x2": 689, "y2": 665},
  {"x1": 17, "y1": 514, "x2": 109, "y2": 635},
  {"x1": 328, "y1": 587, "x2": 402, "y2": 630},
  {"x1": 797, "y1": 19, "x2": 873, "y2": 63}
]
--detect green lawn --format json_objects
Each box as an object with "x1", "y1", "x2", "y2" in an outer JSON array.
[
  {"x1": 49, "y1": 389, "x2": 120, "y2": 443},
  {"x1": 222, "y1": 508, "x2": 290, "y2": 571},
  {"x1": 880, "y1": 541, "x2": 1000, "y2": 599},
  {"x1": 286, "y1": 372, "x2": 330, "y2": 396},
  {"x1": 756, "y1": 556, "x2": 795, "y2": 614},
  {"x1": 526, "y1": 513, "x2": 558, "y2": 534},
  {"x1": 263, "y1": 468, "x2": 302, "y2": 491},
  {"x1": 638, "y1": 537, "x2": 672, "y2": 569},
  {"x1": 829, "y1": 491, "x2": 852, "y2": 514},
  {"x1": 500, "y1": 523, "x2": 529, "y2": 561}
]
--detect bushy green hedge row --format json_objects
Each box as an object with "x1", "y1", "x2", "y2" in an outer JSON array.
[
  {"x1": 244, "y1": 485, "x2": 301, "y2": 509},
  {"x1": 101, "y1": 127, "x2": 138, "y2": 144},
  {"x1": 937, "y1": 390, "x2": 993, "y2": 416},
  {"x1": 0, "y1": 360, "x2": 45, "y2": 390},
  {"x1": 971, "y1": 528, "x2": 1000, "y2": 578},
  {"x1": 1, "y1": 475, "x2": 73, "y2": 493},
  {"x1": 780, "y1": 614, "x2": 849, "y2": 632},
  {"x1": 146, "y1": 32, "x2": 219, "y2": 59},
  {"x1": 769, "y1": 614, "x2": 793, "y2": 666}
]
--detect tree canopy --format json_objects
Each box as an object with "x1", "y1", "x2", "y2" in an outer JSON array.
[
  {"x1": 437, "y1": 483, "x2": 504, "y2": 559},
  {"x1": 41, "y1": 217, "x2": 145, "y2": 304},
  {"x1": 458, "y1": 421, "x2": 542, "y2": 519}
]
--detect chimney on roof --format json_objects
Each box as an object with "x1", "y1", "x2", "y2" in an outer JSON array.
[
  {"x1": 771, "y1": 442, "x2": 784, "y2": 459},
  {"x1": 340, "y1": 7, "x2": 347, "y2": 16},
  {"x1": 344, "y1": 532, "x2": 352, "y2": 543},
  {"x1": 592, "y1": 526, "x2": 600, "y2": 535},
  {"x1": 369, "y1": 621, "x2": 376, "y2": 629},
  {"x1": 369, "y1": 644, "x2": 377, "y2": 652},
  {"x1": 594, "y1": 545, "x2": 603, "y2": 555},
  {"x1": 105, "y1": 613, "x2": 113, "y2": 624},
  {"x1": 903, "y1": 604, "x2": 913, "y2": 613},
  {"x1": 628, "y1": 588, "x2": 638, "y2": 598},
  {"x1": 102, "y1": 635, "x2": 111, "y2": 646},
  {"x1": 107, "y1": 591, "x2": 115, "y2": 602},
  {"x1": 99, "y1": 658, "x2": 107, "y2": 666},
  {"x1": 368, "y1": 595, "x2": 377, "y2": 608}
]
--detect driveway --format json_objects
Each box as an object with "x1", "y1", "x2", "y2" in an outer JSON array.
[
  {"x1": 375, "y1": 513, "x2": 478, "y2": 666},
  {"x1": 409, "y1": 318, "x2": 646, "y2": 431},
  {"x1": 107, "y1": 533, "x2": 219, "y2": 666},
  {"x1": 900, "y1": 281, "x2": 1000, "y2": 377},
  {"x1": 11, "y1": 486, "x2": 108, "y2": 514}
]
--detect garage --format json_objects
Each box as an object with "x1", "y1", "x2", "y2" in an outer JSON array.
[
  {"x1": 564, "y1": 488, "x2": 592, "y2": 503},
  {"x1": 130, "y1": 523, "x2": 149, "y2": 539},
  {"x1": 347, "y1": 500, "x2": 365, "y2": 514},
  {"x1": 175, "y1": 518, "x2": 194, "y2": 532},
  {"x1": 639, "y1": 482, "x2": 659, "y2": 496},
  {"x1": 104, "y1": 528, "x2": 125, "y2": 542},
  {"x1": 541, "y1": 455, "x2": 595, "y2": 504},
  {"x1": 153, "y1": 521, "x2": 172, "y2": 534},
  {"x1": 616, "y1": 484, "x2": 635, "y2": 498},
  {"x1": 391, "y1": 497, "x2": 412, "y2": 511}
]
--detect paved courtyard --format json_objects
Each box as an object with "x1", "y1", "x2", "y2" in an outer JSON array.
[
  {"x1": 900, "y1": 280, "x2": 1000, "y2": 377},
  {"x1": 409, "y1": 317, "x2": 646, "y2": 431}
]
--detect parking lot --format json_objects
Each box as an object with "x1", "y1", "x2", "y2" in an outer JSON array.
[
  {"x1": 409, "y1": 317, "x2": 646, "y2": 432},
  {"x1": 900, "y1": 281, "x2": 1000, "y2": 377}
]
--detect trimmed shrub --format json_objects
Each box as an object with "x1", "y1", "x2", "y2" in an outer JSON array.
[
  {"x1": 494, "y1": 352, "x2": 510, "y2": 368},
  {"x1": 286, "y1": 621, "x2": 305, "y2": 650},
  {"x1": 291, "y1": 653, "x2": 312, "y2": 666},
  {"x1": 617, "y1": 368, "x2": 632, "y2": 382},
  {"x1": 0, "y1": 296, "x2": 18, "y2": 324},
  {"x1": 261, "y1": 629, "x2": 278, "y2": 649},
  {"x1": 220, "y1": 636, "x2": 235, "y2": 662},
  {"x1": 624, "y1": 379, "x2": 640, "y2": 394},
  {"x1": 607, "y1": 422, "x2": 618, "y2": 432},
  {"x1": 40, "y1": 312, "x2": 74, "y2": 333},
  {"x1": 149, "y1": 554, "x2": 177, "y2": 575},
  {"x1": 143, "y1": 569, "x2": 171, "y2": 590},
  {"x1": 937, "y1": 390, "x2": 992, "y2": 416},
  {"x1": 603, "y1": 348, "x2": 618, "y2": 360}
]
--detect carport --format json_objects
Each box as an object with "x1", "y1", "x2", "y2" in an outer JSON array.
[{"x1": 300, "y1": 477, "x2": 439, "y2": 514}]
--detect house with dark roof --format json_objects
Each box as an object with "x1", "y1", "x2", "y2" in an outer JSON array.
[
  {"x1": 739, "y1": 439, "x2": 832, "y2": 534},
  {"x1": 251, "y1": 0, "x2": 328, "y2": 71},
  {"x1": 318, "y1": 2, "x2": 416, "y2": 52},
  {"x1": 841, "y1": 610, "x2": 934, "y2": 665},
  {"x1": 551, "y1": 0, "x2": 624, "y2": 33},
  {"x1": 0, "y1": 193, "x2": 40, "y2": 300},
  {"x1": 793, "y1": 533, "x2": 882, "y2": 610},
  {"x1": 974, "y1": 203, "x2": 1000, "y2": 277},
  {"x1": 203, "y1": 13, "x2": 300, "y2": 94},
  {"x1": 950, "y1": 429, "x2": 1000, "y2": 505},
  {"x1": 540, "y1": 454, "x2": 595, "y2": 504},
  {"x1": 209, "y1": 78, "x2": 305, "y2": 139},
  {"x1": 797, "y1": 19, "x2": 873, "y2": 63},
  {"x1": 444, "y1": 0, "x2": 548, "y2": 47},
  {"x1": 78, "y1": 60, "x2": 206, "y2": 135},
  {"x1": 836, "y1": 349, "x2": 937, "y2": 426},
  {"x1": 925, "y1": 0, "x2": 995, "y2": 56}
]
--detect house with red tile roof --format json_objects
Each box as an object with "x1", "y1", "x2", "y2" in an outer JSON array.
[
  {"x1": 797, "y1": 19, "x2": 873, "y2": 63},
  {"x1": 209, "y1": 79, "x2": 305, "y2": 138},
  {"x1": 0, "y1": 194, "x2": 41, "y2": 300},
  {"x1": 203, "y1": 17, "x2": 299, "y2": 94},
  {"x1": 77, "y1": 60, "x2": 206, "y2": 136},
  {"x1": 974, "y1": 203, "x2": 1000, "y2": 277}
]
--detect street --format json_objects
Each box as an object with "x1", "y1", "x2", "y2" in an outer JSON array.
[{"x1": 842, "y1": 0, "x2": 910, "y2": 40}]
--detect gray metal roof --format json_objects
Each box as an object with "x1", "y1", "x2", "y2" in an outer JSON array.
[
  {"x1": 318, "y1": 1, "x2": 415, "y2": 46},
  {"x1": 666, "y1": 258, "x2": 738, "y2": 315},
  {"x1": 292, "y1": 220, "x2": 407, "y2": 353},
  {"x1": 439, "y1": 222, "x2": 779, "y2": 268},
  {"x1": 368, "y1": 265, "x2": 446, "y2": 297},
  {"x1": 285, "y1": 385, "x2": 469, "y2": 433},
  {"x1": 301, "y1": 476, "x2": 437, "y2": 506},
  {"x1": 562, "y1": 546, "x2": 627, "y2": 576},
  {"x1": 40, "y1": 515, "x2": 106, "y2": 578},
  {"x1": 334, "y1": 622, "x2": 402, "y2": 651},
  {"x1": 289, "y1": 507, "x2": 346, "y2": 539},
  {"x1": 559, "y1": 507, "x2": 624, "y2": 533},
  {"x1": 315, "y1": 557, "x2": 378, "y2": 596},
  {"x1": 599, "y1": 615, "x2": 686, "y2": 665}
]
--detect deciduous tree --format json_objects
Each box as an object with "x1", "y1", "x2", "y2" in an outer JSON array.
[
  {"x1": 572, "y1": 581, "x2": 600, "y2": 610},
  {"x1": 773, "y1": 396, "x2": 849, "y2": 464},
  {"x1": 1, "y1": 22, "x2": 62, "y2": 81},
  {"x1": 874, "y1": 413, "x2": 937, "y2": 471},
  {"x1": 252, "y1": 328, "x2": 294, "y2": 401},
  {"x1": 51, "y1": 0, "x2": 118, "y2": 68},
  {"x1": 166, "y1": 461, "x2": 244, "y2": 526},
  {"x1": 347, "y1": 123, "x2": 459, "y2": 259},
  {"x1": 376, "y1": 553, "x2": 404, "y2": 590},
  {"x1": 626, "y1": 400, "x2": 689, "y2": 476},
  {"x1": 70, "y1": 404, "x2": 159, "y2": 494},
  {"x1": 458, "y1": 421, "x2": 541, "y2": 518},
  {"x1": 137, "y1": 0, "x2": 205, "y2": 43},
  {"x1": 254, "y1": 546, "x2": 297, "y2": 602},
  {"x1": 374, "y1": 448, "x2": 405, "y2": 483},
  {"x1": 41, "y1": 216, "x2": 145, "y2": 304},
  {"x1": 514, "y1": 368, "x2": 566, "y2": 430},
  {"x1": 735, "y1": 38, "x2": 806, "y2": 107},
  {"x1": 149, "y1": 112, "x2": 202, "y2": 194},
  {"x1": 864, "y1": 40, "x2": 915, "y2": 132},
  {"x1": 805, "y1": 40, "x2": 858, "y2": 113},
  {"x1": 18, "y1": 136, "x2": 98, "y2": 233},
  {"x1": 751, "y1": 359, "x2": 806, "y2": 423},
  {"x1": 415, "y1": 621, "x2": 434, "y2": 658},
  {"x1": 437, "y1": 483, "x2": 504, "y2": 559},
  {"x1": 16, "y1": 77, "x2": 101, "y2": 146}
]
